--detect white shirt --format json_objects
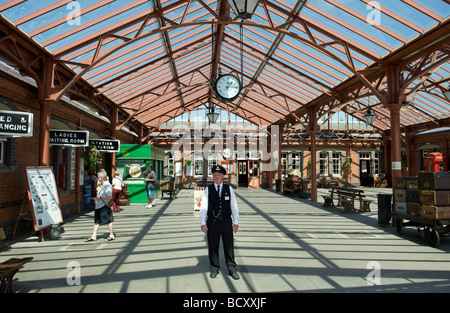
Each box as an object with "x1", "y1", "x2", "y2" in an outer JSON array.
[
  {"x1": 199, "y1": 182, "x2": 239, "y2": 226},
  {"x1": 95, "y1": 182, "x2": 113, "y2": 210},
  {"x1": 112, "y1": 176, "x2": 123, "y2": 190}
]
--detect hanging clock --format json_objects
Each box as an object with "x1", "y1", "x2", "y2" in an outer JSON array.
[
  {"x1": 222, "y1": 148, "x2": 233, "y2": 159},
  {"x1": 213, "y1": 73, "x2": 242, "y2": 102}
]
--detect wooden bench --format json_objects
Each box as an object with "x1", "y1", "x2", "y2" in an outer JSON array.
[
  {"x1": 0, "y1": 257, "x2": 33, "y2": 293},
  {"x1": 323, "y1": 187, "x2": 373, "y2": 213},
  {"x1": 283, "y1": 179, "x2": 300, "y2": 195}
]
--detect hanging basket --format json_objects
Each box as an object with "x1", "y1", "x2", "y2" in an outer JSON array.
[{"x1": 83, "y1": 146, "x2": 102, "y2": 173}]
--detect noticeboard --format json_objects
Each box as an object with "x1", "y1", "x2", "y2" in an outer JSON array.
[{"x1": 25, "y1": 167, "x2": 63, "y2": 230}]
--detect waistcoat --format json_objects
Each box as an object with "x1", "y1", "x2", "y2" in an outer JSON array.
[{"x1": 207, "y1": 183, "x2": 231, "y2": 220}]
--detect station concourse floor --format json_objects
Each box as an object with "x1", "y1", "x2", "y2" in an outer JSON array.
[{"x1": 2, "y1": 187, "x2": 450, "y2": 293}]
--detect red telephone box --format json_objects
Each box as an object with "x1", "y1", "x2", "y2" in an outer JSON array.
[{"x1": 425, "y1": 152, "x2": 448, "y2": 172}]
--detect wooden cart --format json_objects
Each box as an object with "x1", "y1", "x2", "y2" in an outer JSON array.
[{"x1": 392, "y1": 212, "x2": 450, "y2": 248}]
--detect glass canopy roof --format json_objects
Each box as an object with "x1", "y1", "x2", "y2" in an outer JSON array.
[{"x1": 0, "y1": 0, "x2": 449, "y2": 132}]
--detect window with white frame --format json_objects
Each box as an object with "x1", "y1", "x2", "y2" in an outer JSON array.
[
  {"x1": 374, "y1": 152, "x2": 380, "y2": 175},
  {"x1": 359, "y1": 152, "x2": 371, "y2": 159},
  {"x1": 319, "y1": 152, "x2": 328, "y2": 175},
  {"x1": 208, "y1": 154, "x2": 217, "y2": 176},
  {"x1": 194, "y1": 156, "x2": 203, "y2": 176},
  {"x1": 185, "y1": 158, "x2": 193, "y2": 176},
  {"x1": 281, "y1": 153, "x2": 287, "y2": 174},
  {"x1": 168, "y1": 158, "x2": 174, "y2": 176},
  {"x1": 332, "y1": 152, "x2": 341, "y2": 176},
  {"x1": 292, "y1": 153, "x2": 300, "y2": 170}
]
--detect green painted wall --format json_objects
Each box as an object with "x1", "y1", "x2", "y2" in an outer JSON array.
[{"x1": 116, "y1": 144, "x2": 164, "y2": 204}]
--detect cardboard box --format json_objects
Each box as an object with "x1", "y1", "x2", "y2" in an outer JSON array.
[{"x1": 420, "y1": 205, "x2": 450, "y2": 219}]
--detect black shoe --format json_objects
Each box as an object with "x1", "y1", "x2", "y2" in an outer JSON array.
[
  {"x1": 210, "y1": 271, "x2": 219, "y2": 278},
  {"x1": 230, "y1": 272, "x2": 240, "y2": 280}
]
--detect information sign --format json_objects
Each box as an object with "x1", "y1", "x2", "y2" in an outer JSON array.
[
  {"x1": 25, "y1": 167, "x2": 63, "y2": 230},
  {"x1": 0, "y1": 110, "x2": 33, "y2": 137},
  {"x1": 89, "y1": 139, "x2": 120, "y2": 152},
  {"x1": 49, "y1": 129, "x2": 89, "y2": 147}
]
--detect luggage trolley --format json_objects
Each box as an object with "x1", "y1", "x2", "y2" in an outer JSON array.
[{"x1": 392, "y1": 212, "x2": 450, "y2": 248}]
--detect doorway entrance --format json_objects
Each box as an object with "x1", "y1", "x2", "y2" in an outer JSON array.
[
  {"x1": 237, "y1": 160, "x2": 248, "y2": 187},
  {"x1": 359, "y1": 159, "x2": 374, "y2": 187}
]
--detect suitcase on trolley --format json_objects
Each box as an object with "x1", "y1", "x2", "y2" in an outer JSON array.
[
  {"x1": 420, "y1": 205, "x2": 450, "y2": 219},
  {"x1": 407, "y1": 202, "x2": 421, "y2": 216},
  {"x1": 395, "y1": 189, "x2": 407, "y2": 202},
  {"x1": 418, "y1": 172, "x2": 450, "y2": 190},
  {"x1": 396, "y1": 176, "x2": 418, "y2": 189},
  {"x1": 420, "y1": 190, "x2": 450, "y2": 206},
  {"x1": 406, "y1": 190, "x2": 420, "y2": 203}
]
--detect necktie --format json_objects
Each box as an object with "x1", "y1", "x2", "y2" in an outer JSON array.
[{"x1": 217, "y1": 185, "x2": 220, "y2": 197}]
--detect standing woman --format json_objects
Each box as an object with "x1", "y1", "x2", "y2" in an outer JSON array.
[
  {"x1": 86, "y1": 171, "x2": 115, "y2": 242},
  {"x1": 112, "y1": 172, "x2": 123, "y2": 212},
  {"x1": 144, "y1": 164, "x2": 156, "y2": 208}
]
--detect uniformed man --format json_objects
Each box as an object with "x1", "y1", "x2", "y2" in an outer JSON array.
[{"x1": 199, "y1": 165, "x2": 240, "y2": 280}]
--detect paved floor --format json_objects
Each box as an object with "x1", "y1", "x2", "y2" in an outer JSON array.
[{"x1": 2, "y1": 187, "x2": 450, "y2": 293}]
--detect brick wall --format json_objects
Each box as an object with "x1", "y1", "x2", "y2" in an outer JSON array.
[{"x1": 0, "y1": 71, "x2": 137, "y2": 238}]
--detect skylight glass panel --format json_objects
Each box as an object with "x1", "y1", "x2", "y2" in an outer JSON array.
[
  {"x1": 41, "y1": 2, "x2": 152, "y2": 52},
  {"x1": 301, "y1": 6, "x2": 390, "y2": 56},
  {"x1": 1, "y1": 0, "x2": 60, "y2": 22}
]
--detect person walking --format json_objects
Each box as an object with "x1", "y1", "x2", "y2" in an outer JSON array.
[
  {"x1": 112, "y1": 171, "x2": 123, "y2": 212},
  {"x1": 145, "y1": 164, "x2": 156, "y2": 208},
  {"x1": 85, "y1": 170, "x2": 115, "y2": 242},
  {"x1": 199, "y1": 165, "x2": 240, "y2": 280}
]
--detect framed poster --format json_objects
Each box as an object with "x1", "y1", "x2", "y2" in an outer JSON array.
[{"x1": 26, "y1": 167, "x2": 63, "y2": 230}]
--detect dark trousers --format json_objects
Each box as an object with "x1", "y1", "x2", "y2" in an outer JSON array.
[{"x1": 206, "y1": 217, "x2": 237, "y2": 274}]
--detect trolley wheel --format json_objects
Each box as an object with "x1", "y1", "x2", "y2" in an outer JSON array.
[
  {"x1": 424, "y1": 227, "x2": 440, "y2": 248},
  {"x1": 396, "y1": 218, "x2": 404, "y2": 235}
]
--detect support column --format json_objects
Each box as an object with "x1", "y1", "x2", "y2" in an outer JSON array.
[
  {"x1": 38, "y1": 56, "x2": 55, "y2": 167},
  {"x1": 309, "y1": 109, "x2": 318, "y2": 202},
  {"x1": 110, "y1": 106, "x2": 118, "y2": 178},
  {"x1": 38, "y1": 100, "x2": 52, "y2": 166},
  {"x1": 405, "y1": 129, "x2": 412, "y2": 176},
  {"x1": 389, "y1": 103, "x2": 403, "y2": 192}
]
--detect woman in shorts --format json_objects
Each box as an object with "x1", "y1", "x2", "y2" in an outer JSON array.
[{"x1": 85, "y1": 170, "x2": 115, "y2": 242}]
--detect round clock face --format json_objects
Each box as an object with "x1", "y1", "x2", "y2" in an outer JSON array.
[
  {"x1": 214, "y1": 74, "x2": 242, "y2": 102},
  {"x1": 222, "y1": 148, "x2": 233, "y2": 159}
]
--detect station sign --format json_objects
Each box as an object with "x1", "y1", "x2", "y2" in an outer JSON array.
[
  {"x1": 0, "y1": 110, "x2": 33, "y2": 137},
  {"x1": 89, "y1": 139, "x2": 120, "y2": 153},
  {"x1": 49, "y1": 130, "x2": 89, "y2": 147}
]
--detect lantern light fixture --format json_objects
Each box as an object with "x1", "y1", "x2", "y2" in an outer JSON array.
[
  {"x1": 226, "y1": 0, "x2": 260, "y2": 20},
  {"x1": 206, "y1": 108, "x2": 219, "y2": 124},
  {"x1": 363, "y1": 108, "x2": 377, "y2": 126}
]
